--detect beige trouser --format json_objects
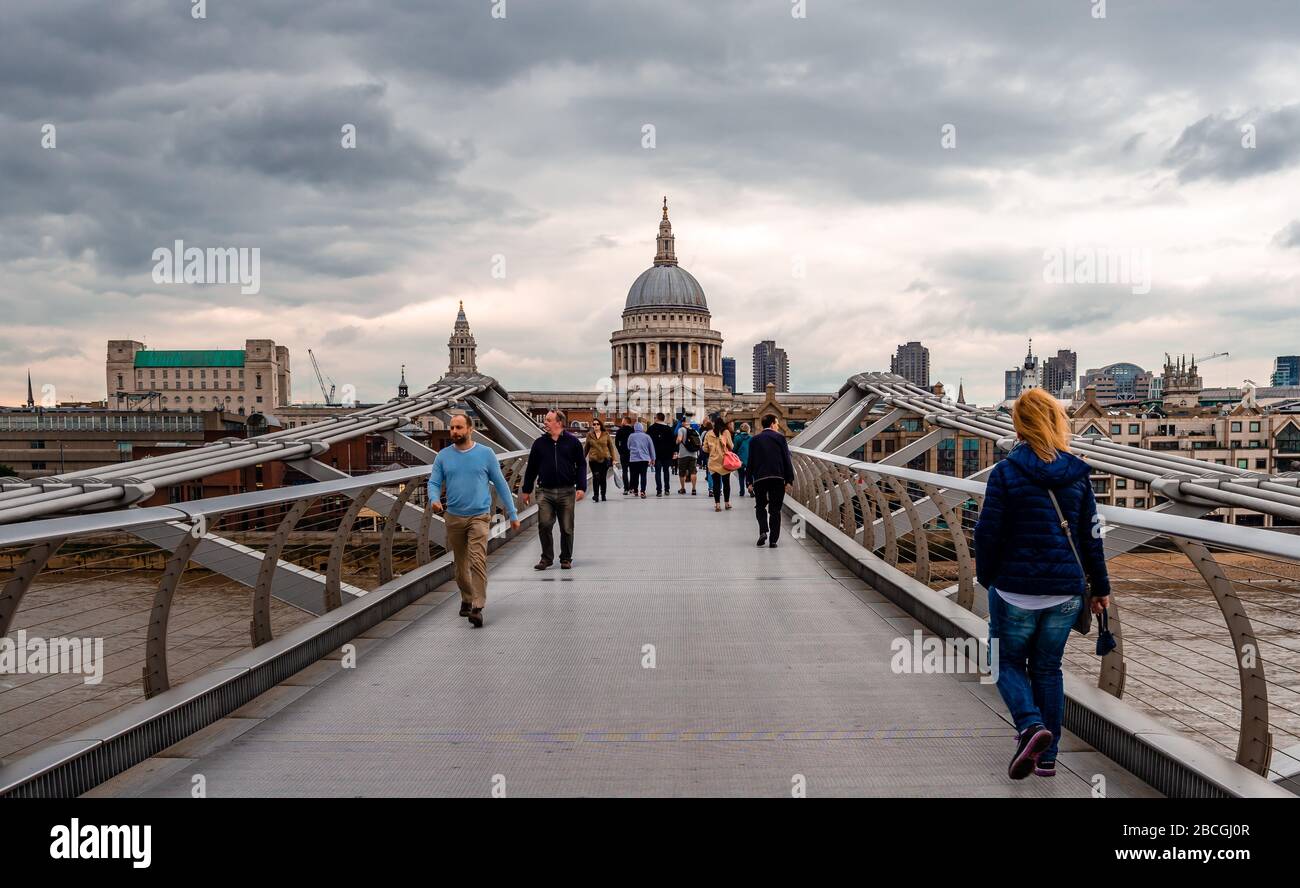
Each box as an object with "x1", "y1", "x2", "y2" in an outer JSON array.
[{"x1": 445, "y1": 513, "x2": 491, "y2": 608}]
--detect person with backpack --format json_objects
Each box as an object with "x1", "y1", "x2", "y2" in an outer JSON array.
[
  {"x1": 676, "y1": 419, "x2": 701, "y2": 495},
  {"x1": 702, "y1": 416, "x2": 736, "y2": 511},
  {"x1": 746, "y1": 413, "x2": 794, "y2": 546},
  {"x1": 974, "y1": 387, "x2": 1112, "y2": 781},
  {"x1": 615, "y1": 416, "x2": 634, "y2": 495},
  {"x1": 733, "y1": 422, "x2": 752, "y2": 496}
]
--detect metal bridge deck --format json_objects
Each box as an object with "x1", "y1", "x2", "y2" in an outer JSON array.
[{"x1": 88, "y1": 490, "x2": 1158, "y2": 797}]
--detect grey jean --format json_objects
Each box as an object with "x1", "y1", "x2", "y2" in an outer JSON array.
[{"x1": 536, "y1": 486, "x2": 576, "y2": 563}]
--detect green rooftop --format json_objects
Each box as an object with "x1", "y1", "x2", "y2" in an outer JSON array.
[{"x1": 134, "y1": 350, "x2": 245, "y2": 368}]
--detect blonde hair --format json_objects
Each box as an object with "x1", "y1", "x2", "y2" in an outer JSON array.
[{"x1": 1012, "y1": 387, "x2": 1071, "y2": 462}]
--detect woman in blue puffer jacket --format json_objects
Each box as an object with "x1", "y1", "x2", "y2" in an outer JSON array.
[{"x1": 974, "y1": 387, "x2": 1111, "y2": 781}]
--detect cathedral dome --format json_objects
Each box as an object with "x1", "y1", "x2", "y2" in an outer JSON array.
[
  {"x1": 624, "y1": 264, "x2": 708, "y2": 312},
  {"x1": 622, "y1": 197, "x2": 709, "y2": 313}
]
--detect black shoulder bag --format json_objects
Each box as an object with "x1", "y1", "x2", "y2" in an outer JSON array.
[
  {"x1": 1045, "y1": 488, "x2": 1093, "y2": 637},
  {"x1": 1045, "y1": 489, "x2": 1118, "y2": 655}
]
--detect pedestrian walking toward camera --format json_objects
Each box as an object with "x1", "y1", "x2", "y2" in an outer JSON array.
[
  {"x1": 522, "y1": 409, "x2": 586, "y2": 571},
  {"x1": 746, "y1": 414, "x2": 794, "y2": 547},
  {"x1": 615, "y1": 416, "x2": 634, "y2": 495},
  {"x1": 584, "y1": 419, "x2": 618, "y2": 502},
  {"x1": 974, "y1": 387, "x2": 1111, "y2": 780},
  {"x1": 427, "y1": 414, "x2": 521, "y2": 628}
]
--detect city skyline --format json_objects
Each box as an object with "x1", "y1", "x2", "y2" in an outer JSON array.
[{"x1": 3, "y1": 2, "x2": 1299, "y2": 407}]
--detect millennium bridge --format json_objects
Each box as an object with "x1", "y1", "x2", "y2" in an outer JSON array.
[{"x1": 1, "y1": 373, "x2": 1297, "y2": 797}]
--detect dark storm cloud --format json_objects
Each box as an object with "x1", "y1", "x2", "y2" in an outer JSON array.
[
  {"x1": 2, "y1": 0, "x2": 1299, "y2": 404},
  {"x1": 1164, "y1": 105, "x2": 1300, "y2": 182},
  {"x1": 0, "y1": 340, "x2": 84, "y2": 364},
  {"x1": 1273, "y1": 220, "x2": 1300, "y2": 249}
]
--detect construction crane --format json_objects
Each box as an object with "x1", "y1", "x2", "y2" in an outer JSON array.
[
  {"x1": 1195, "y1": 351, "x2": 1229, "y2": 364},
  {"x1": 307, "y1": 349, "x2": 337, "y2": 405}
]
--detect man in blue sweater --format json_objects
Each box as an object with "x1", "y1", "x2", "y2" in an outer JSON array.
[{"x1": 428, "y1": 414, "x2": 520, "y2": 627}]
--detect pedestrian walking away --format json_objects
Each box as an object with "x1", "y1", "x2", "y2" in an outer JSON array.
[
  {"x1": 746, "y1": 413, "x2": 794, "y2": 547},
  {"x1": 648, "y1": 412, "x2": 676, "y2": 497},
  {"x1": 676, "y1": 419, "x2": 701, "y2": 495},
  {"x1": 427, "y1": 414, "x2": 521, "y2": 628},
  {"x1": 698, "y1": 417, "x2": 713, "y2": 490},
  {"x1": 703, "y1": 416, "x2": 736, "y2": 511},
  {"x1": 626, "y1": 420, "x2": 655, "y2": 499},
  {"x1": 974, "y1": 387, "x2": 1111, "y2": 781},
  {"x1": 733, "y1": 422, "x2": 752, "y2": 496},
  {"x1": 522, "y1": 409, "x2": 587, "y2": 571}
]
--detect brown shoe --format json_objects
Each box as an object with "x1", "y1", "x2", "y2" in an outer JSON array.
[
  {"x1": 725, "y1": 502, "x2": 733, "y2": 510},
  {"x1": 714, "y1": 503, "x2": 722, "y2": 512},
  {"x1": 534, "y1": 559, "x2": 552, "y2": 570},
  {"x1": 561, "y1": 560, "x2": 572, "y2": 570}
]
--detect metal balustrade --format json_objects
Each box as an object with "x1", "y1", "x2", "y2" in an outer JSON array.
[
  {"x1": 0, "y1": 452, "x2": 529, "y2": 768},
  {"x1": 790, "y1": 445, "x2": 1300, "y2": 783}
]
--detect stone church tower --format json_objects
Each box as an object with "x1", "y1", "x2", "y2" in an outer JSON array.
[{"x1": 448, "y1": 301, "x2": 478, "y2": 376}]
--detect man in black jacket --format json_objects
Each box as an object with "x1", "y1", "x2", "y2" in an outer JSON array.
[
  {"x1": 647, "y1": 412, "x2": 676, "y2": 497},
  {"x1": 522, "y1": 409, "x2": 587, "y2": 569},
  {"x1": 614, "y1": 416, "x2": 634, "y2": 495},
  {"x1": 745, "y1": 413, "x2": 795, "y2": 548}
]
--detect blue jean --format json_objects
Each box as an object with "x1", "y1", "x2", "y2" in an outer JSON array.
[
  {"x1": 654, "y1": 461, "x2": 671, "y2": 493},
  {"x1": 986, "y1": 589, "x2": 1080, "y2": 761}
]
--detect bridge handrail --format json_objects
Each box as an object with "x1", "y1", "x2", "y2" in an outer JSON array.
[
  {"x1": 0, "y1": 448, "x2": 535, "y2": 791},
  {"x1": 789, "y1": 445, "x2": 1296, "y2": 782},
  {"x1": 790, "y1": 446, "x2": 1300, "y2": 562}
]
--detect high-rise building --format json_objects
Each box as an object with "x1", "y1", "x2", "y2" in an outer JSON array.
[
  {"x1": 447, "y1": 300, "x2": 479, "y2": 376},
  {"x1": 752, "y1": 340, "x2": 789, "y2": 392},
  {"x1": 1004, "y1": 369, "x2": 1020, "y2": 401},
  {"x1": 890, "y1": 341, "x2": 930, "y2": 388},
  {"x1": 722, "y1": 356, "x2": 736, "y2": 393},
  {"x1": 106, "y1": 339, "x2": 291, "y2": 415},
  {"x1": 1272, "y1": 355, "x2": 1300, "y2": 387},
  {"x1": 1042, "y1": 349, "x2": 1077, "y2": 399}
]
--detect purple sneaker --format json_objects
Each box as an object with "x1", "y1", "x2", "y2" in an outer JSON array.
[{"x1": 1008, "y1": 724, "x2": 1052, "y2": 780}]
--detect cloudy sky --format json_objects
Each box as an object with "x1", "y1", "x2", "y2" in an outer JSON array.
[{"x1": 2, "y1": 0, "x2": 1299, "y2": 407}]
